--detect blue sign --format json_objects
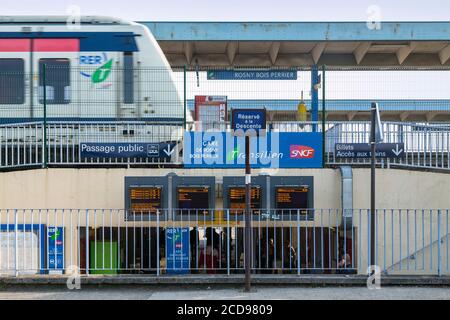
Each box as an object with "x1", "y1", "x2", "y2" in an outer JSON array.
[
  {"x1": 231, "y1": 109, "x2": 266, "y2": 134},
  {"x1": 335, "y1": 143, "x2": 405, "y2": 159},
  {"x1": 80, "y1": 142, "x2": 176, "y2": 159},
  {"x1": 207, "y1": 70, "x2": 297, "y2": 80},
  {"x1": 47, "y1": 227, "x2": 64, "y2": 270},
  {"x1": 166, "y1": 228, "x2": 190, "y2": 274},
  {"x1": 184, "y1": 131, "x2": 323, "y2": 168}
]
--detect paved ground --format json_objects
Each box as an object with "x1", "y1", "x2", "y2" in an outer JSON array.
[{"x1": 0, "y1": 285, "x2": 448, "y2": 300}]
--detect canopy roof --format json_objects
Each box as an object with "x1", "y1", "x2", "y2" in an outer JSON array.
[{"x1": 142, "y1": 22, "x2": 450, "y2": 67}]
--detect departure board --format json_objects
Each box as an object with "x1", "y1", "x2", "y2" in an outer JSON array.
[
  {"x1": 129, "y1": 186, "x2": 162, "y2": 214},
  {"x1": 275, "y1": 186, "x2": 309, "y2": 214},
  {"x1": 229, "y1": 186, "x2": 261, "y2": 214},
  {"x1": 177, "y1": 187, "x2": 210, "y2": 214}
]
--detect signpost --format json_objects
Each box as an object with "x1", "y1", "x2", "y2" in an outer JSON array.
[
  {"x1": 231, "y1": 108, "x2": 266, "y2": 292},
  {"x1": 335, "y1": 103, "x2": 392, "y2": 274},
  {"x1": 370, "y1": 102, "x2": 383, "y2": 274}
]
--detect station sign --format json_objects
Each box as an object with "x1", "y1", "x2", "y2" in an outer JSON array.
[
  {"x1": 183, "y1": 131, "x2": 323, "y2": 168},
  {"x1": 207, "y1": 70, "x2": 297, "y2": 80},
  {"x1": 335, "y1": 143, "x2": 405, "y2": 159},
  {"x1": 80, "y1": 142, "x2": 176, "y2": 159},
  {"x1": 47, "y1": 227, "x2": 64, "y2": 271},
  {"x1": 231, "y1": 108, "x2": 266, "y2": 136},
  {"x1": 166, "y1": 228, "x2": 190, "y2": 274}
]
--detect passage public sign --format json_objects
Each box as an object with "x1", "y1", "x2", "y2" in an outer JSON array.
[
  {"x1": 80, "y1": 142, "x2": 176, "y2": 159},
  {"x1": 335, "y1": 143, "x2": 406, "y2": 159}
]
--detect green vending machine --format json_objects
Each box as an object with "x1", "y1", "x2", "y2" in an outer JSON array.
[{"x1": 90, "y1": 241, "x2": 118, "y2": 274}]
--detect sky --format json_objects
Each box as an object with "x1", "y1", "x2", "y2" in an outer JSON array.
[
  {"x1": 3, "y1": 0, "x2": 450, "y2": 101},
  {"x1": 1, "y1": 0, "x2": 450, "y2": 21}
]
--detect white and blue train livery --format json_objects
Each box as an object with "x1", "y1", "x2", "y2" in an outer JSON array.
[{"x1": 0, "y1": 16, "x2": 188, "y2": 124}]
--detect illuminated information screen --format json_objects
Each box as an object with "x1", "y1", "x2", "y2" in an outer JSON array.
[
  {"x1": 275, "y1": 186, "x2": 309, "y2": 214},
  {"x1": 229, "y1": 186, "x2": 261, "y2": 214},
  {"x1": 129, "y1": 186, "x2": 162, "y2": 214},
  {"x1": 177, "y1": 187, "x2": 210, "y2": 214}
]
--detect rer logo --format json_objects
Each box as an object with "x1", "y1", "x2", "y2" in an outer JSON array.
[
  {"x1": 290, "y1": 145, "x2": 315, "y2": 159},
  {"x1": 79, "y1": 52, "x2": 113, "y2": 85},
  {"x1": 49, "y1": 228, "x2": 61, "y2": 241}
]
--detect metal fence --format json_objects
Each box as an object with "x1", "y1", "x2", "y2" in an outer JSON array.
[
  {"x1": 3, "y1": 65, "x2": 450, "y2": 121},
  {"x1": 0, "y1": 208, "x2": 448, "y2": 276},
  {"x1": 0, "y1": 66, "x2": 185, "y2": 120},
  {"x1": 0, "y1": 121, "x2": 185, "y2": 168},
  {"x1": 183, "y1": 66, "x2": 450, "y2": 122},
  {"x1": 325, "y1": 121, "x2": 450, "y2": 169},
  {"x1": 2, "y1": 65, "x2": 450, "y2": 170},
  {"x1": 2, "y1": 120, "x2": 450, "y2": 169}
]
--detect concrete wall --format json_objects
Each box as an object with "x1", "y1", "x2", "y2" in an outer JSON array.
[
  {"x1": 352, "y1": 169, "x2": 450, "y2": 209},
  {"x1": 0, "y1": 168, "x2": 341, "y2": 210},
  {"x1": 2, "y1": 168, "x2": 450, "y2": 210}
]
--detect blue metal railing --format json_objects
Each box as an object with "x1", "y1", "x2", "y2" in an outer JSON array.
[
  {"x1": 0, "y1": 208, "x2": 448, "y2": 276},
  {"x1": 1, "y1": 120, "x2": 450, "y2": 170}
]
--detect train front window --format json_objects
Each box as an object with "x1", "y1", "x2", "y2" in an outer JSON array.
[
  {"x1": 0, "y1": 59, "x2": 25, "y2": 104},
  {"x1": 39, "y1": 58, "x2": 70, "y2": 104}
]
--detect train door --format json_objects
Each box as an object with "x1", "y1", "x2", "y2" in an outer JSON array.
[
  {"x1": 0, "y1": 39, "x2": 31, "y2": 119},
  {"x1": 118, "y1": 51, "x2": 139, "y2": 120}
]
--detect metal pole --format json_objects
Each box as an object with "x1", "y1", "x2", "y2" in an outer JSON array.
[
  {"x1": 43, "y1": 64, "x2": 47, "y2": 168},
  {"x1": 437, "y1": 210, "x2": 441, "y2": 276},
  {"x1": 370, "y1": 103, "x2": 376, "y2": 270},
  {"x1": 322, "y1": 65, "x2": 326, "y2": 168},
  {"x1": 183, "y1": 65, "x2": 187, "y2": 131},
  {"x1": 85, "y1": 209, "x2": 89, "y2": 275},
  {"x1": 244, "y1": 135, "x2": 251, "y2": 292},
  {"x1": 14, "y1": 209, "x2": 18, "y2": 277}
]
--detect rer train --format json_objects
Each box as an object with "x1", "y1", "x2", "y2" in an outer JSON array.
[{"x1": 0, "y1": 16, "x2": 190, "y2": 149}]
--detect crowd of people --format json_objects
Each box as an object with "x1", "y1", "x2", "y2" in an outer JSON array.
[{"x1": 187, "y1": 227, "x2": 353, "y2": 274}]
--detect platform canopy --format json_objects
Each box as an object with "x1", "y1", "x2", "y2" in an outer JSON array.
[{"x1": 141, "y1": 22, "x2": 450, "y2": 68}]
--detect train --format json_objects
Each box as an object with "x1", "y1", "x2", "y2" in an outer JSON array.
[{"x1": 0, "y1": 16, "x2": 191, "y2": 153}]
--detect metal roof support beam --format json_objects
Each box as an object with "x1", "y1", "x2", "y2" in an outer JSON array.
[
  {"x1": 226, "y1": 41, "x2": 238, "y2": 65},
  {"x1": 184, "y1": 41, "x2": 194, "y2": 65},
  {"x1": 399, "y1": 111, "x2": 410, "y2": 122},
  {"x1": 311, "y1": 43, "x2": 327, "y2": 64},
  {"x1": 426, "y1": 112, "x2": 438, "y2": 122},
  {"x1": 347, "y1": 112, "x2": 357, "y2": 121},
  {"x1": 438, "y1": 44, "x2": 450, "y2": 65},
  {"x1": 269, "y1": 41, "x2": 281, "y2": 65},
  {"x1": 396, "y1": 42, "x2": 417, "y2": 65},
  {"x1": 353, "y1": 42, "x2": 371, "y2": 65}
]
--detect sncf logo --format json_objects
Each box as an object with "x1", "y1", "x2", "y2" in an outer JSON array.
[{"x1": 290, "y1": 145, "x2": 315, "y2": 159}]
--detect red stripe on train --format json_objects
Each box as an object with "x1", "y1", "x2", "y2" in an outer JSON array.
[
  {"x1": 33, "y1": 39, "x2": 79, "y2": 52},
  {"x1": 0, "y1": 39, "x2": 31, "y2": 52},
  {"x1": 0, "y1": 39, "x2": 79, "y2": 52}
]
